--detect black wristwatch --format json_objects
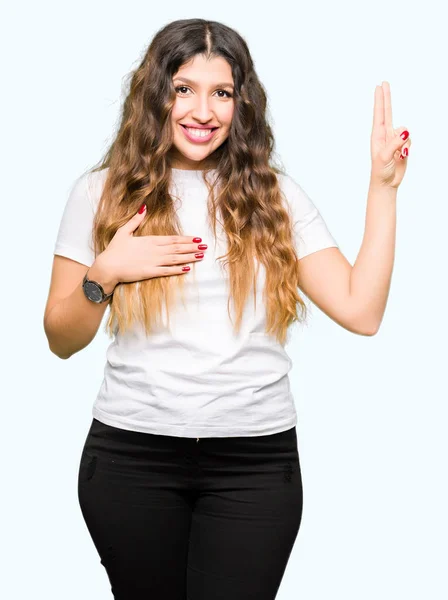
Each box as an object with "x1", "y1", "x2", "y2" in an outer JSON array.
[{"x1": 82, "y1": 270, "x2": 115, "y2": 304}]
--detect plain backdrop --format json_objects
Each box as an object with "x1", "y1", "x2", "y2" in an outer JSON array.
[{"x1": 2, "y1": 0, "x2": 447, "y2": 598}]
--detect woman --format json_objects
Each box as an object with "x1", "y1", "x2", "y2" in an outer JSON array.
[{"x1": 44, "y1": 18, "x2": 411, "y2": 600}]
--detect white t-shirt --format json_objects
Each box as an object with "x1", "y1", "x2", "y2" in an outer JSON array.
[{"x1": 53, "y1": 167, "x2": 338, "y2": 438}]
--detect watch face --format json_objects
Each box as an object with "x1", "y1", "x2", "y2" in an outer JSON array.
[{"x1": 84, "y1": 281, "x2": 103, "y2": 303}]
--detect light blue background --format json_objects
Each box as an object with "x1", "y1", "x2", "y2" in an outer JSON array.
[{"x1": 2, "y1": 0, "x2": 447, "y2": 598}]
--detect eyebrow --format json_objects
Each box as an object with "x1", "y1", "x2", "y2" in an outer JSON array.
[{"x1": 172, "y1": 76, "x2": 234, "y2": 90}]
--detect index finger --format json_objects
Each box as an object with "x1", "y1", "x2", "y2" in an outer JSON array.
[
  {"x1": 373, "y1": 85, "x2": 384, "y2": 130},
  {"x1": 153, "y1": 235, "x2": 203, "y2": 245}
]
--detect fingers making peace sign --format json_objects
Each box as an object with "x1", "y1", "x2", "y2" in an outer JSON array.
[{"x1": 370, "y1": 81, "x2": 411, "y2": 189}]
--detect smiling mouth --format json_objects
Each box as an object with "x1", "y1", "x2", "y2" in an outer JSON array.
[
  {"x1": 181, "y1": 125, "x2": 218, "y2": 132},
  {"x1": 180, "y1": 124, "x2": 219, "y2": 142}
]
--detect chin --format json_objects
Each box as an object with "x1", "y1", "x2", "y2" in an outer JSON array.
[{"x1": 172, "y1": 146, "x2": 213, "y2": 165}]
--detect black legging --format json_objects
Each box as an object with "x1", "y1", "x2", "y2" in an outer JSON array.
[{"x1": 78, "y1": 417, "x2": 303, "y2": 599}]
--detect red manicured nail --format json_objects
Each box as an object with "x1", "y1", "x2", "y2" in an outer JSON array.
[
  {"x1": 138, "y1": 204, "x2": 146, "y2": 214},
  {"x1": 403, "y1": 147, "x2": 408, "y2": 156},
  {"x1": 182, "y1": 266, "x2": 190, "y2": 272},
  {"x1": 400, "y1": 130, "x2": 409, "y2": 141},
  {"x1": 192, "y1": 237, "x2": 202, "y2": 243}
]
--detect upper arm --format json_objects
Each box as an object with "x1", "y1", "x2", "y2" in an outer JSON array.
[
  {"x1": 297, "y1": 247, "x2": 366, "y2": 334},
  {"x1": 44, "y1": 170, "x2": 102, "y2": 325},
  {"x1": 279, "y1": 172, "x2": 374, "y2": 336},
  {"x1": 297, "y1": 247, "x2": 376, "y2": 336}
]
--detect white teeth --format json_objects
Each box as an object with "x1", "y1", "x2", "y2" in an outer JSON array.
[{"x1": 184, "y1": 127, "x2": 213, "y2": 137}]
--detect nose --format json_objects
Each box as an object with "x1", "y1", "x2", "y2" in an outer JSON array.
[{"x1": 190, "y1": 93, "x2": 214, "y2": 122}]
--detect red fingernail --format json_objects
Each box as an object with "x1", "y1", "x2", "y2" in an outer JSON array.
[
  {"x1": 138, "y1": 204, "x2": 146, "y2": 214},
  {"x1": 400, "y1": 130, "x2": 409, "y2": 141},
  {"x1": 403, "y1": 147, "x2": 408, "y2": 156},
  {"x1": 182, "y1": 266, "x2": 190, "y2": 272},
  {"x1": 192, "y1": 237, "x2": 202, "y2": 243}
]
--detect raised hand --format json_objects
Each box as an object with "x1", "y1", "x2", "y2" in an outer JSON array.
[{"x1": 370, "y1": 81, "x2": 411, "y2": 189}]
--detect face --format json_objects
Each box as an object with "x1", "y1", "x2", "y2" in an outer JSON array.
[{"x1": 168, "y1": 54, "x2": 235, "y2": 170}]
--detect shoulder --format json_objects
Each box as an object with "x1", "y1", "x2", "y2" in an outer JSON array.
[
  {"x1": 69, "y1": 167, "x2": 108, "y2": 202},
  {"x1": 275, "y1": 171, "x2": 305, "y2": 197},
  {"x1": 84, "y1": 167, "x2": 109, "y2": 208},
  {"x1": 275, "y1": 170, "x2": 314, "y2": 216}
]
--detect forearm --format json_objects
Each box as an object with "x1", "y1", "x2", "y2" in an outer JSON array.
[
  {"x1": 44, "y1": 259, "x2": 117, "y2": 359},
  {"x1": 349, "y1": 182, "x2": 398, "y2": 333}
]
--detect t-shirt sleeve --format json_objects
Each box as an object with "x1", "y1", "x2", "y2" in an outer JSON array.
[
  {"x1": 53, "y1": 171, "x2": 97, "y2": 267},
  {"x1": 279, "y1": 173, "x2": 339, "y2": 260}
]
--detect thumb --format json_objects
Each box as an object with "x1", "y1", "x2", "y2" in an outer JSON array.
[{"x1": 123, "y1": 203, "x2": 147, "y2": 234}]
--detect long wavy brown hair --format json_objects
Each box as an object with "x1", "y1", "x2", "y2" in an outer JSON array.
[{"x1": 88, "y1": 18, "x2": 308, "y2": 345}]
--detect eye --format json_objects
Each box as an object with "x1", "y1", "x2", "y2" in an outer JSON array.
[
  {"x1": 174, "y1": 86, "x2": 233, "y2": 98},
  {"x1": 216, "y1": 90, "x2": 233, "y2": 98},
  {"x1": 175, "y1": 86, "x2": 190, "y2": 95}
]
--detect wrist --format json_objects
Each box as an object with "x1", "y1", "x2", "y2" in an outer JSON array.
[
  {"x1": 87, "y1": 259, "x2": 118, "y2": 295},
  {"x1": 368, "y1": 179, "x2": 398, "y2": 198}
]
